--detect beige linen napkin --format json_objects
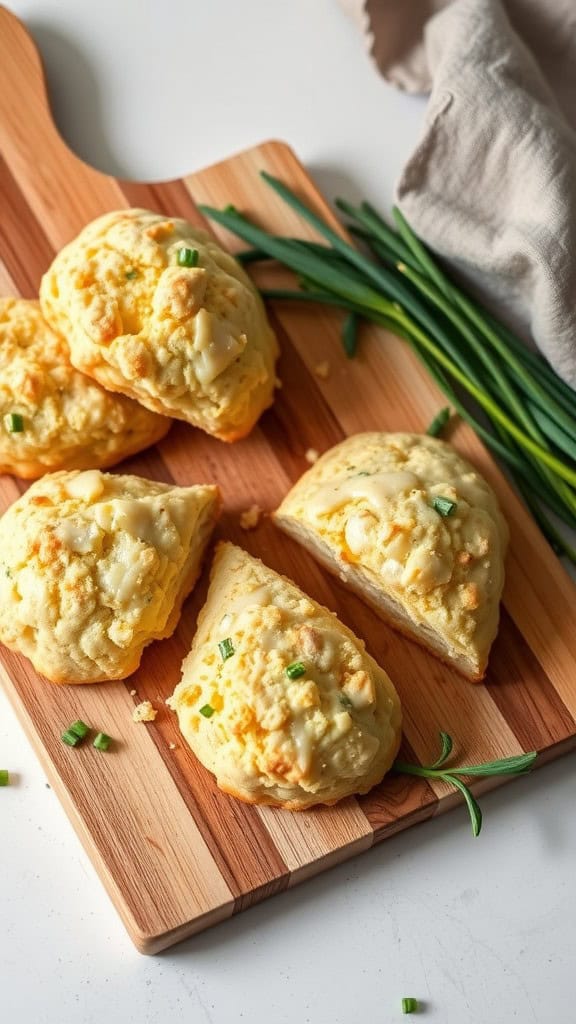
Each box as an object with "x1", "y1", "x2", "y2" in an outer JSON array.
[{"x1": 340, "y1": 0, "x2": 576, "y2": 387}]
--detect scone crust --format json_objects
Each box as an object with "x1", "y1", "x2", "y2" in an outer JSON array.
[
  {"x1": 275, "y1": 432, "x2": 509, "y2": 680},
  {"x1": 0, "y1": 470, "x2": 219, "y2": 683},
  {"x1": 0, "y1": 297, "x2": 170, "y2": 478},
  {"x1": 170, "y1": 542, "x2": 402, "y2": 810},
  {"x1": 40, "y1": 209, "x2": 279, "y2": 441}
]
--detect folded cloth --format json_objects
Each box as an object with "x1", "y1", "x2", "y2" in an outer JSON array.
[{"x1": 340, "y1": 0, "x2": 576, "y2": 388}]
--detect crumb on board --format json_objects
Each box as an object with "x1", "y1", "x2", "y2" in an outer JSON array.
[
  {"x1": 130, "y1": 689, "x2": 137, "y2": 697},
  {"x1": 305, "y1": 448, "x2": 319, "y2": 464},
  {"x1": 240, "y1": 504, "x2": 262, "y2": 530},
  {"x1": 169, "y1": 743, "x2": 177, "y2": 751},
  {"x1": 314, "y1": 360, "x2": 330, "y2": 380},
  {"x1": 132, "y1": 700, "x2": 158, "y2": 723},
  {"x1": 274, "y1": 376, "x2": 283, "y2": 390}
]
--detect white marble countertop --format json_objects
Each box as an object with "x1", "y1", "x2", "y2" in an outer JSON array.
[{"x1": 2, "y1": 2, "x2": 575, "y2": 1022}]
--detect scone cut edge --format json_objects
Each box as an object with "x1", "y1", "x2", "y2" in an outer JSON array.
[{"x1": 275, "y1": 432, "x2": 509, "y2": 681}]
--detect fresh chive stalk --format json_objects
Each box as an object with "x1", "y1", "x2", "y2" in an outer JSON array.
[
  {"x1": 200, "y1": 173, "x2": 576, "y2": 563},
  {"x1": 393, "y1": 732, "x2": 537, "y2": 836}
]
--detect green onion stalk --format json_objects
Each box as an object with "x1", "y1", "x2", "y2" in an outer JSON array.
[{"x1": 199, "y1": 172, "x2": 576, "y2": 565}]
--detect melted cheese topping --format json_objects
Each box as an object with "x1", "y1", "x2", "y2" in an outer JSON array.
[
  {"x1": 277, "y1": 432, "x2": 508, "y2": 663},
  {"x1": 0, "y1": 470, "x2": 218, "y2": 682}
]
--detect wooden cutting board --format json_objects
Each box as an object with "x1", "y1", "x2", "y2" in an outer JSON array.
[{"x1": 2, "y1": 6, "x2": 576, "y2": 954}]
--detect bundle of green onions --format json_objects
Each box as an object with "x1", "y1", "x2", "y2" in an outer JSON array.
[{"x1": 199, "y1": 172, "x2": 576, "y2": 564}]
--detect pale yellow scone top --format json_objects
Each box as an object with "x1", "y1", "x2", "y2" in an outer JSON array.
[
  {"x1": 275, "y1": 433, "x2": 509, "y2": 680},
  {"x1": 0, "y1": 297, "x2": 170, "y2": 479},
  {"x1": 0, "y1": 470, "x2": 219, "y2": 683},
  {"x1": 169, "y1": 542, "x2": 402, "y2": 810},
  {"x1": 39, "y1": 209, "x2": 279, "y2": 441}
]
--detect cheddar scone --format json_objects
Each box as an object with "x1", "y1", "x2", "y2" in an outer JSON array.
[
  {"x1": 169, "y1": 542, "x2": 402, "y2": 810},
  {"x1": 0, "y1": 470, "x2": 219, "y2": 683},
  {"x1": 0, "y1": 297, "x2": 170, "y2": 479},
  {"x1": 275, "y1": 433, "x2": 508, "y2": 681},
  {"x1": 40, "y1": 209, "x2": 278, "y2": 441}
]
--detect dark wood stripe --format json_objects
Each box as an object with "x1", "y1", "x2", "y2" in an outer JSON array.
[
  {"x1": 128, "y1": 631, "x2": 290, "y2": 900},
  {"x1": 119, "y1": 178, "x2": 207, "y2": 230},
  {"x1": 359, "y1": 740, "x2": 438, "y2": 841},
  {"x1": 486, "y1": 608, "x2": 576, "y2": 751},
  {"x1": 0, "y1": 153, "x2": 55, "y2": 295}
]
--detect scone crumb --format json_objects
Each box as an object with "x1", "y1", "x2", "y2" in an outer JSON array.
[
  {"x1": 132, "y1": 700, "x2": 158, "y2": 723},
  {"x1": 169, "y1": 742, "x2": 177, "y2": 750},
  {"x1": 130, "y1": 689, "x2": 137, "y2": 697},
  {"x1": 305, "y1": 448, "x2": 319, "y2": 464},
  {"x1": 239, "y1": 504, "x2": 262, "y2": 530},
  {"x1": 274, "y1": 376, "x2": 283, "y2": 390},
  {"x1": 314, "y1": 360, "x2": 330, "y2": 380}
]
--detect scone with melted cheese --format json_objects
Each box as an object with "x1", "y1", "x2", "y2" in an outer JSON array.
[
  {"x1": 169, "y1": 542, "x2": 402, "y2": 810},
  {"x1": 40, "y1": 209, "x2": 278, "y2": 441},
  {"x1": 0, "y1": 470, "x2": 219, "y2": 683},
  {"x1": 0, "y1": 297, "x2": 170, "y2": 478},
  {"x1": 275, "y1": 433, "x2": 508, "y2": 681}
]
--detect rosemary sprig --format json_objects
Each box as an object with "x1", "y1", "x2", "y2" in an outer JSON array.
[
  {"x1": 199, "y1": 172, "x2": 576, "y2": 564},
  {"x1": 393, "y1": 732, "x2": 537, "y2": 836}
]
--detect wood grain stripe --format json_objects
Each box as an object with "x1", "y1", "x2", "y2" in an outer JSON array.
[{"x1": 0, "y1": 154, "x2": 55, "y2": 295}]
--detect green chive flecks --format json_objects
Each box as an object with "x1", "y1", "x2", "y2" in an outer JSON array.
[
  {"x1": 0, "y1": 770, "x2": 9, "y2": 786},
  {"x1": 340, "y1": 694, "x2": 353, "y2": 710},
  {"x1": 426, "y1": 406, "x2": 450, "y2": 437},
  {"x1": 61, "y1": 729, "x2": 81, "y2": 747},
  {"x1": 125, "y1": 269, "x2": 138, "y2": 280},
  {"x1": 402, "y1": 997, "x2": 418, "y2": 1014},
  {"x1": 432, "y1": 495, "x2": 457, "y2": 517},
  {"x1": 4, "y1": 413, "x2": 24, "y2": 433},
  {"x1": 199, "y1": 704, "x2": 215, "y2": 718},
  {"x1": 93, "y1": 732, "x2": 112, "y2": 751},
  {"x1": 177, "y1": 247, "x2": 199, "y2": 268},
  {"x1": 69, "y1": 720, "x2": 90, "y2": 740},
  {"x1": 218, "y1": 637, "x2": 235, "y2": 661},
  {"x1": 285, "y1": 661, "x2": 306, "y2": 680}
]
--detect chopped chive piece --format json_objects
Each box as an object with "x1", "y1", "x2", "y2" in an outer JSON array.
[
  {"x1": 93, "y1": 732, "x2": 112, "y2": 751},
  {"x1": 432, "y1": 495, "x2": 457, "y2": 517},
  {"x1": 125, "y1": 269, "x2": 138, "y2": 280},
  {"x1": 426, "y1": 406, "x2": 450, "y2": 437},
  {"x1": 224, "y1": 204, "x2": 238, "y2": 214},
  {"x1": 402, "y1": 997, "x2": 418, "y2": 1014},
  {"x1": 177, "y1": 246, "x2": 199, "y2": 267},
  {"x1": 4, "y1": 413, "x2": 24, "y2": 433},
  {"x1": 285, "y1": 661, "x2": 306, "y2": 680},
  {"x1": 199, "y1": 704, "x2": 215, "y2": 718},
  {"x1": 61, "y1": 729, "x2": 81, "y2": 747},
  {"x1": 0, "y1": 770, "x2": 9, "y2": 786},
  {"x1": 69, "y1": 720, "x2": 90, "y2": 740},
  {"x1": 218, "y1": 637, "x2": 235, "y2": 661},
  {"x1": 340, "y1": 694, "x2": 353, "y2": 710}
]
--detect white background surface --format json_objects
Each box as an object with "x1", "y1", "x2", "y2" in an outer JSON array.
[{"x1": 2, "y1": 2, "x2": 575, "y2": 1022}]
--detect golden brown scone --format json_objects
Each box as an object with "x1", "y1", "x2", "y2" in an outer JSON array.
[
  {"x1": 40, "y1": 209, "x2": 278, "y2": 441},
  {"x1": 169, "y1": 542, "x2": 402, "y2": 810},
  {"x1": 275, "y1": 433, "x2": 508, "y2": 681},
  {"x1": 0, "y1": 297, "x2": 170, "y2": 479},
  {"x1": 0, "y1": 470, "x2": 219, "y2": 683}
]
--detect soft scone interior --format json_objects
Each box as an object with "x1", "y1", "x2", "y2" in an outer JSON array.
[
  {"x1": 39, "y1": 209, "x2": 279, "y2": 442},
  {"x1": 0, "y1": 470, "x2": 219, "y2": 683},
  {"x1": 275, "y1": 433, "x2": 509, "y2": 681},
  {"x1": 169, "y1": 542, "x2": 402, "y2": 810}
]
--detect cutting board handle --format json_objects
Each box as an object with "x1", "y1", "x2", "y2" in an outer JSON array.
[{"x1": 0, "y1": 6, "x2": 122, "y2": 247}]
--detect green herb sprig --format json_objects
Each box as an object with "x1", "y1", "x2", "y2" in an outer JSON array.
[
  {"x1": 393, "y1": 732, "x2": 537, "y2": 836},
  {"x1": 200, "y1": 173, "x2": 576, "y2": 564}
]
